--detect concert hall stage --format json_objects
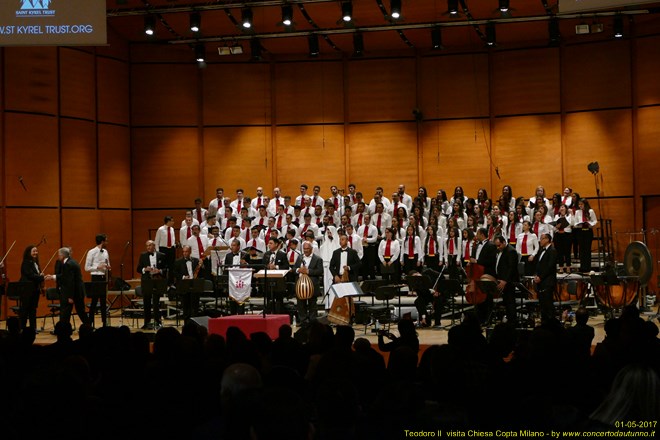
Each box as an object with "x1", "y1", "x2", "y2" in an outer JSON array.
[{"x1": 207, "y1": 314, "x2": 290, "y2": 340}]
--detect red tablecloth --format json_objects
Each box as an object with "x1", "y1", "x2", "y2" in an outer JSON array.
[{"x1": 207, "y1": 314, "x2": 290, "y2": 340}]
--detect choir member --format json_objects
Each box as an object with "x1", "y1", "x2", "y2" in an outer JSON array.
[
  {"x1": 378, "y1": 227, "x2": 401, "y2": 282},
  {"x1": 516, "y1": 220, "x2": 540, "y2": 276},
  {"x1": 553, "y1": 204, "x2": 573, "y2": 273},
  {"x1": 401, "y1": 224, "x2": 423, "y2": 275},
  {"x1": 574, "y1": 198, "x2": 597, "y2": 273}
]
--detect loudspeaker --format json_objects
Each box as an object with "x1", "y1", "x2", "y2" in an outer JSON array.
[{"x1": 189, "y1": 316, "x2": 209, "y2": 329}]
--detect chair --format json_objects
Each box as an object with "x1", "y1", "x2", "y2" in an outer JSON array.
[
  {"x1": 364, "y1": 285, "x2": 398, "y2": 334},
  {"x1": 40, "y1": 287, "x2": 77, "y2": 332},
  {"x1": 124, "y1": 285, "x2": 144, "y2": 327},
  {"x1": 200, "y1": 279, "x2": 219, "y2": 312}
]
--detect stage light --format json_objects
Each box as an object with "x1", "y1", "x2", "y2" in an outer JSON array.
[
  {"x1": 486, "y1": 22, "x2": 496, "y2": 46},
  {"x1": 342, "y1": 1, "x2": 353, "y2": 22},
  {"x1": 308, "y1": 34, "x2": 320, "y2": 57},
  {"x1": 431, "y1": 27, "x2": 443, "y2": 50},
  {"x1": 353, "y1": 32, "x2": 363, "y2": 56},
  {"x1": 282, "y1": 5, "x2": 293, "y2": 26},
  {"x1": 448, "y1": 0, "x2": 458, "y2": 15},
  {"x1": 242, "y1": 8, "x2": 253, "y2": 29},
  {"x1": 195, "y1": 44, "x2": 205, "y2": 62},
  {"x1": 190, "y1": 12, "x2": 201, "y2": 33},
  {"x1": 144, "y1": 15, "x2": 155, "y2": 36},
  {"x1": 613, "y1": 15, "x2": 623, "y2": 38},
  {"x1": 548, "y1": 18, "x2": 560, "y2": 45},
  {"x1": 251, "y1": 38, "x2": 262, "y2": 60},
  {"x1": 499, "y1": 0, "x2": 509, "y2": 13},
  {"x1": 390, "y1": 0, "x2": 401, "y2": 19}
]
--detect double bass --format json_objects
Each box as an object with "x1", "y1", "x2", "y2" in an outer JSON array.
[{"x1": 465, "y1": 262, "x2": 488, "y2": 304}]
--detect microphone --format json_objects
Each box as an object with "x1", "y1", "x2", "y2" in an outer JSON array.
[
  {"x1": 18, "y1": 176, "x2": 28, "y2": 191},
  {"x1": 124, "y1": 240, "x2": 131, "y2": 248}
]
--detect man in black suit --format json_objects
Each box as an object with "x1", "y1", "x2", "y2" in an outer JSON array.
[
  {"x1": 224, "y1": 239, "x2": 249, "y2": 315},
  {"x1": 471, "y1": 228, "x2": 497, "y2": 324},
  {"x1": 534, "y1": 233, "x2": 558, "y2": 323},
  {"x1": 494, "y1": 235, "x2": 520, "y2": 326},
  {"x1": 54, "y1": 247, "x2": 89, "y2": 326},
  {"x1": 262, "y1": 237, "x2": 289, "y2": 313},
  {"x1": 293, "y1": 241, "x2": 324, "y2": 323},
  {"x1": 174, "y1": 245, "x2": 200, "y2": 321},
  {"x1": 137, "y1": 240, "x2": 167, "y2": 329},
  {"x1": 330, "y1": 235, "x2": 361, "y2": 283}
]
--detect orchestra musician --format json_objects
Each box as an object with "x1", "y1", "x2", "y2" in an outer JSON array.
[
  {"x1": 19, "y1": 245, "x2": 54, "y2": 331},
  {"x1": 330, "y1": 234, "x2": 361, "y2": 283},
  {"x1": 84, "y1": 234, "x2": 111, "y2": 327},
  {"x1": 137, "y1": 240, "x2": 167, "y2": 330},
  {"x1": 262, "y1": 237, "x2": 290, "y2": 313},
  {"x1": 154, "y1": 216, "x2": 176, "y2": 285},
  {"x1": 53, "y1": 247, "x2": 89, "y2": 326},
  {"x1": 224, "y1": 239, "x2": 250, "y2": 315},
  {"x1": 494, "y1": 235, "x2": 520, "y2": 327},
  {"x1": 293, "y1": 241, "x2": 324, "y2": 323},
  {"x1": 534, "y1": 233, "x2": 558, "y2": 323},
  {"x1": 174, "y1": 245, "x2": 200, "y2": 321}
]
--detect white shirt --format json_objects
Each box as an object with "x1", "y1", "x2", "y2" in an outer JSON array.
[
  {"x1": 230, "y1": 198, "x2": 247, "y2": 214},
  {"x1": 297, "y1": 222, "x2": 320, "y2": 241},
  {"x1": 516, "y1": 232, "x2": 539, "y2": 256},
  {"x1": 192, "y1": 208, "x2": 207, "y2": 224},
  {"x1": 399, "y1": 193, "x2": 413, "y2": 212},
  {"x1": 378, "y1": 239, "x2": 401, "y2": 263},
  {"x1": 180, "y1": 224, "x2": 195, "y2": 244},
  {"x1": 357, "y1": 224, "x2": 378, "y2": 245},
  {"x1": 187, "y1": 234, "x2": 209, "y2": 260},
  {"x1": 371, "y1": 212, "x2": 392, "y2": 235},
  {"x1": 154, "y1": 225, "x2": 176, "y2": 248},
  {"x1": 339, "y1": 247, "x2": 348, "y2": 275},
  {"x1": 267, "y1": 197, "x2": 285, "y2": 216},
  {"x1": 346, "y1": 233, "x2": 364, "y2": 259},
  {"x1": 251, "y1": 195, "x2": 266, "y2": 210},
  {"x1": 246, "y1": 237, "x2": 266, "y2": 253},
  {"x1": 85, "y1": 246, "x2": 110, "y2": 276}
]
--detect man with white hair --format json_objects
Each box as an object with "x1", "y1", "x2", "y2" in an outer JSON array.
[{"x1": 53, "y1": 247, "x2": 89, "y2": 326}]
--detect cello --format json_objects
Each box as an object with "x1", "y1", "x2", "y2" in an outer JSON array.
[{"x1": 465, "y1": 261, "x2": 488, "y2": 304}]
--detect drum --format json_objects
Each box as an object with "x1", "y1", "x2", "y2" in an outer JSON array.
[
  {"x1": 478, "y1": 274, "x2": 500, "y2": 298},
  {"x1": 523, "y1": 276, "x2": 538, "y2": 300},
  {"x1": 595, "y1": 277, "x2": 639, "y2": 309},
  {"x1": 295, "y1": 273, "x2": 314, "y2": 300},
  {"x1": 555, "y1": 275, "x2": 588, "y2": 302}
]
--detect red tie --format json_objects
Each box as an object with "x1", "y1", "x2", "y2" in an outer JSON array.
[
  {"x1": 289, "y1": 251, "x2": 295, "y2": 263},
  {"x1": 463, "y1": 240, "x2": 470, "y2": 261},
  {"x1": 394, "y1": 203, "x2": 398, "y2": 213},
  {"x1": 252, "y1": 239, "x2": 257, "y2": 248},
  {"x1": 257, "y1": 197, "x2": 262, "y2": 206},
  {"x1": 534, "y1": 222, "x2": 539, "y2": 235},
  {"x1": 277, "y1": 216, "x2": 283, "y2": 229},
  {"x1": 385, "y1": 239, "x2": 391, "y2": 257},
  {"x1": 363, "y1": 225, "x2": 369, "y2": 238},
  {"x1": 377, "y1": 214, "x2": 382, "y2": 230},
  {"x1": 522, "y1": 235, "x2": 528, "y2": 254},
  {"x1": 187, "y1": 228, "x2": 191, "y2": 239},
  {"x1": 305, "y1": 207, "x2": 310, "y2": 215},
  {"x1": 509, "y1": 224, "x2": 516, "y2": 243},
  {"x1": 334, "y1": 198, "x2": 339, "y2": 209},
  {"x1": 408, "y1": 236, "x2": 414, "y2": 256},
  {"x1": 237, "y1": 201, "x2": 242, "y2": 213},
  {"x1": 349, "y1": 236, "x2": 353, "y2": 247},
  {"x1": 259, "y1": 217, "x2": 265, "y2": 226},
  {"x1": 562, "y1": 196, "x2": 567, "y2": 205},
  {"x1": 449, "y1": 238, "x2": 454, "y2": 255},
  {"x1": 313, "y1": 196, "x2": 317, "y2": 206},
  {"x1": 213, "y1": 238, "x2": 217, "y2": 246},
  {"x1": 167, "y1": 227, "x2": 172, "y2": 247},
  {"x1": 301, "y1": 224, "x2": 309, "y2": 238},
  {"x1": 358, "y1": 214, "x2": 363, "y2": 227},
  {"x1": 196, "y1": 209, "x2": 202, "y2": 223},
  {"x1": 488, "y1": 227, "x2": 494, "y2": 240},
  {"x1": 196, "y1": 236, "x2": 204, "y2": 256},
  {"x1": 276, "y1": 198, "x2": 281, "y2": 209},
  {"x1": 244, "y1": 228, "x2": 250, "y2": 241},
  {"x1": 582, "y1": 211, "x2": 587, "y2": 223},
  {"x1": 429, "y1": 238, "x2": 435, "y2": 256},
  {"x1": 328, "y1": 217, "x2": 334, "y2": 225}
]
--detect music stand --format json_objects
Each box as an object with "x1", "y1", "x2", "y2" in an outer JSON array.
[
  {"x1": 85, "y1": 281, "x2": 108, "y2": 327},
  {"x1": 176, "y1": 278, "x2": 205, "y2": 326},
  {"x1": 255, "y1": 269, "x2": 289, "y2": 315},
  {"x1": 436, "y1": 279, "x2": 462, "y2": 327},
  {"x1": 6, "y1": 281, "x2": 34, "y2": 319},
  {"x1": 359, "y1": 279, "x2": 390, "y2": 305}
]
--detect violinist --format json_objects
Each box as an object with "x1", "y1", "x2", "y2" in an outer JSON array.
[
  {"x1": 20, "y1": 245, "x2": 54, "y2": 331},
  {"x1": 85, "y1": 234, "x2": 111, "y2": 327}
]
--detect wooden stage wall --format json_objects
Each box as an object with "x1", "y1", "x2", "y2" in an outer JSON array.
[{"x1": 1, "y1": 33, "x2": 660, "y2": 306}]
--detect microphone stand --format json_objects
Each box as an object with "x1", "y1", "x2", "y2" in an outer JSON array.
[{"x1": 119, "y1": 241, "x2": 130, "y2": 325}]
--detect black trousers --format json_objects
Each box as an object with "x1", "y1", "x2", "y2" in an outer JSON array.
[
  {"x1": 578, "y1": 228, "x2": 593, "y2": 272},
  {"x1": 89, "y1": 275, "x2": 108, "y2": 326},
  {"x1": 142, "y1": 278, "x2": 166, "y2": 324},
  {"x1": 181, "y1": 292, "x2": 200, "y2": 320},
  {"x1": 60, "y1": 293, "x2": 88, "y2": 326},
  {"x1": 554, "y1": 232, "x2": 572, "y2": 268},
  {"x1": 414, "y1": 291, "x2": 444, "y2": 325},
  {"x1": 380, "y1": 259, "x2": 400, "y2": 282},
  {"x1": 19, "y1": 287, "x2": 41, "y2": 330},
  {"x1": 424, "y1": 255, "x2": 440, "y2": 272},
  {"x1": 297, "y1": 295, "x2": 319, "y2": 323},
  {"x1": 537, "y1": 285, "x2": 556, "y2": 323},
  {"x1": 402, "y1": 255, "x2": 419, "y2": 276},
  {"x1": 522, "y1": 256, "x2": 536, "y2": 276},
  {"x1": 501, "y1": 284, "x2": 518, "y2": 326},
  {"x1": 159, "y1": 246, "x2": 176, "y2": 284},
  {"x1": 361, "y1": 245, "x2": 377, "y2": 280}
]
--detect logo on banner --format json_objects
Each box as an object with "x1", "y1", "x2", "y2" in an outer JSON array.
[
  {"x1": 17, "y1": 0, "x2": 56, "y2": 17},
  {"x1": 235, "y1": 279, "x2": 245, "y2": 289}
]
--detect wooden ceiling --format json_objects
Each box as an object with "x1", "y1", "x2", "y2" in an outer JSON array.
[{"x1": 107, "y1": 1, "x2": 660, "y2": 59}]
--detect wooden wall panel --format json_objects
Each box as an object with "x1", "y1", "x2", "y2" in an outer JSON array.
[
  {"x1": 419, "y1": 54, "x2": 489, "y2": 120},
  {"x1": 275, "y1": 125, "x2": 345, "y2": 196},
  {"x1": 347, "y1": 59, "x2": 416, "y2": 122},
  {"x1": 420, "y1": 119, "x2": 491, "y2": 197},
  {"x1": 599, "y1": 198, "x2": 636, "y2": 262},
  {"x1": 60, "y1": 119, "x2": 97, "y2": 207},
  {"x1": 348, "y1": 123, "x2": 417, "y2": 193},
  {"x1": 97, "y1": 57, "x2": 130, "y2": 125},
  {"x1": 492, "y1": 115, "x2": 562, "y2": 198},
  {"x1": 564, "y1": 110, "x2": 633, "y2": 198},
  {"x1": 4, "y1": 113, "x2": 59, "y2": 206},
  {"x1": 4, "y1": 47, "x2": 58, "y2": 115},
  {"x1": 635, "y1": 36, "x2": 660, "y2": 107},
  {"x1": 492, "y1": 48, "x2": 560, "y2": 116},
  {"x1": 99, "y1": 210, "x2": 133, "y2": 279},
  {"x1": 61, "y1": 209, "x2": 101, "y2": 275},
  {"x1": 563, "y1": 41, "x2": 631, "y2": 111},
  {"x1": 59, "y1": 49, "x2": 96, "y2": 120},
  {"x1": 131, "y1": 128, "x2": 200, "y2": 208},
  {"x1": 203, "y1": 64, "x2": 271, "y2": 126},
  {"x1": 131, "y1": 64, "x2": 198, "y2": 126},
  {"x1": 95, "y1": 27, "x2": 130, "y2": 61},
  {"x1": 636, "y1": 107, "x2": 660, "y2": 196},
  {"x1": 98, "y1": 124, "x2": 131, "y2": 208},
  {"x1": 274, "y1": 62, "x2": 344, "y2": 124},
  {"x1": 203, "y1": 127, "x2": 273, "y2": 200}
]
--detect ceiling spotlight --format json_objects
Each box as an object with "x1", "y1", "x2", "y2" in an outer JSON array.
[
  {"x1": 342, "y1": 1, "x2": 353, "y2": 22},
  {"x1": 144, "y1": 15, "x2": 155, "y2": 36},
  {"x1": 250, "y1": 38, "x2": 262, "y2": 60},
  {"x1": 448, "y1": 0, "x2": 458, "y2": 15},
  {"x1": 486, "y1": 22, "x2": 496, "y2": 46},
  {"x1": 499, "y1": 0, "x2": 509, "y2": 13},
  {"x1": 431, "y1": 26, "x2": 443, "y2": 50},
  {"x1": 549, "y1": 18, "x2": 560, "y2": 45},
  {"x1": 613, "y1": 15, "x2": 623, "y2": 38},
  {"x1": 195, "y1": 44, "x2": 205, "y2": 62},
  {"x1": 308, "y1": 34, "x2": 320, "y2": 57},
  {"x1": 390, "y1": 0, "x2": 401, "y2": 20},
  {"x1": 281, "y1": 5, "x2": 293, "y2": 26},
  {"x1": 353, "y1": 32, "x2": 364, "y2": 56},
  {"x1": 242, "y1": 8, "x2": 253, "y2": 29},
  {"x1": 190, "y1": 12, "x2": 201, "y2": 33}
]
